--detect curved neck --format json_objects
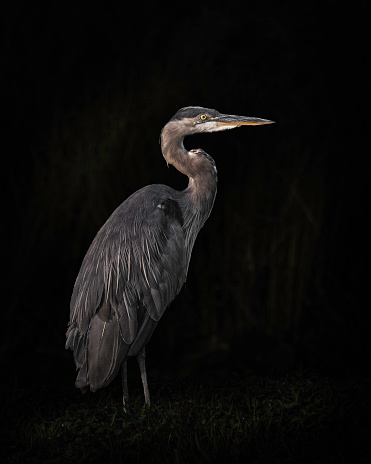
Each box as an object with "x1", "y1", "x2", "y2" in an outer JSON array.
[
  {"x1": 160, "y1": 121, "x2": 218, "y2": 204},
  {"x1": 161, "y1": 121, "x2": 190, "y2": 176},
  {"x1": 160, "y1": 120, "x2": 218, "y2": 262}
]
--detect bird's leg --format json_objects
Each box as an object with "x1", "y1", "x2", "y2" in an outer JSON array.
[
  {"x1": 122, "y1": 360, "x2": 130, "y2": 412},
  {"x1": 137, "y1": 349, "x2": 150, "y2": 407}
]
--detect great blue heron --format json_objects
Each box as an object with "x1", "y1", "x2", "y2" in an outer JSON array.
[{"x1": 66, "y1": 106, "x2": 273, "y2": 409}]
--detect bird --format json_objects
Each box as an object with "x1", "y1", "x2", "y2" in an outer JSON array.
[{"x1": 66, "y1": 106, "x2": 273, "y2": 409}]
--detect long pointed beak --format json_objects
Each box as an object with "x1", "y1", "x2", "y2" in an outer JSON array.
[{"x1": 216, "y1": 114, "x2": 274, "y2": 126}]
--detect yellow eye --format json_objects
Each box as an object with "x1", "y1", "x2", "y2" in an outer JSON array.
[{"x1": 200, "y1": 114, "x2": 207, "y2": 120}]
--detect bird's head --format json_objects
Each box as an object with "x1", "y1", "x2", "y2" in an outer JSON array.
[
  {"x1": 161, "y1": 106, "x2": 274, "y2": 180},
  {"x1": 168, "y1": 106, "x2": 274, "y2": 136}
]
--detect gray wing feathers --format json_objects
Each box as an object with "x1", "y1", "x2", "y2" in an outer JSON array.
[
  {"x1": 115, "y1": 284, "x2": 138, "y2": 344},
  {"x1": 66, "y1": 186, "x2": 187, "y2": 390},
  {"x1": 138, "y1": 207, "x2": 185, "y2": 320}
]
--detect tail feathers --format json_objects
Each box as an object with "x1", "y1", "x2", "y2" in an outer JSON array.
[
  {"x1": 86, "y1": 314, "x2": 128, "y2": 391},
  {"x1": 65, "y1": 322, "x2": 86, "y2": 369},
  {"x1": 66, "y1": 314, "x2": 130, "y2": 392}
]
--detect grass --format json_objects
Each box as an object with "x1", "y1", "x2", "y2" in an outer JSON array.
[{"x1": 2, "y1": 369, "x2": 370, "y2": 463}]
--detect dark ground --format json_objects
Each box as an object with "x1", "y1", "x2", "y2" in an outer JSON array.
[
  {"x1": 2, "y1": 367, "x2": 371, "y2": 463},
  {"x1": 2, "y1": 1, "x2": 369, "y2": 462}
]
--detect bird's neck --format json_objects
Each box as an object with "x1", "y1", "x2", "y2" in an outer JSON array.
[
  {"x1": 161, "y1": 122, "x2": 218, "y2": 263},
  {"x1": 161, "y1": 122, "x2": 191, "y2": 177},
  {"x1": 161, "y1": 122, "x2": 218, "y2": 207}
]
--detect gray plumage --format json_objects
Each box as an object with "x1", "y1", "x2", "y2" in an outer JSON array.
[{"x1": 66, "y1": 106, "x2": 273, "y2": 408}]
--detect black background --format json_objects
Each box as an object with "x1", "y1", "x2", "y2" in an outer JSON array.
[{"x1": 2, "y1": 1, "x2": 368, "y2": 389}]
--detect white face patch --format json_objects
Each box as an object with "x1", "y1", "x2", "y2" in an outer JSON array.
[{"x1": 196, "y1": 121, "x2": 237, "y2": 133}]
